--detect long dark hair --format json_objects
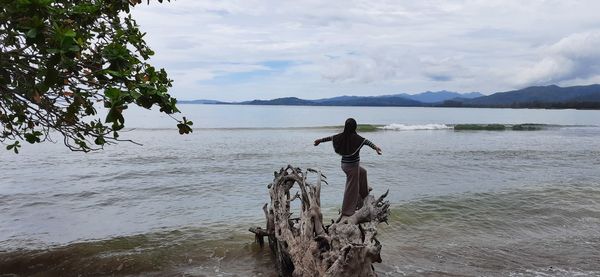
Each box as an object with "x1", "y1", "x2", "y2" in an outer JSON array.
[{"x1": 332, "y1": 118, "x2": 364, "y2": 155}]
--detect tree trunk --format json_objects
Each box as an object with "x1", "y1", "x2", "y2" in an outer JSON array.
[{"x1": 249, "y1": 165, "x2": 390, "y2": 277}]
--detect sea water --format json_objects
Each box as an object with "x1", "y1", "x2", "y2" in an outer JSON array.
[{"x1": 1, "y1": 105, "x2": 600, "y2": 276}]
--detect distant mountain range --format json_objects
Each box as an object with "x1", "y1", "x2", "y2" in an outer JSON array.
[
  {"x1": 178, "y1": 90, "x2": 483, "y2": 106},
  {"x1": 178, "y1": 84, "x2": 600, "y2": 109},
  {"x1": 177, "y1": 99, "x2": 225, "y2": 104},
  {"x1": 442, "y1": 85, "x2": 600, "y2": 109},
  {"x1": 388, "y1": 91, "x2": 484, "y2": 103}
]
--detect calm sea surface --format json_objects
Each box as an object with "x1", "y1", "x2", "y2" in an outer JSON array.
[{"x1": 1, "y1": 105, "x2": 600, "y2": 276}]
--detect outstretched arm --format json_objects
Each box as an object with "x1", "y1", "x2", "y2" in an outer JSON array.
[
  {"x1": 314, "y1": 136, "x2": 333, "y2": 146},
  {"x1": 364, "y1": 139, "x2": 382, "y2": 155}
]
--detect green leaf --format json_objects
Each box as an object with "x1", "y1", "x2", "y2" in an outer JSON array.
[
  {"x1": 105, "y1": 108, "x2": 116, "y2": 123},
  {"x1": 104, "y1": 88, "x2": 121, "y2": 100},
  {"x1": 177, "y1": 123, "x2": 192, "y2": 134},
  {"x1": 6, "y1": 141, "x2": 21, "y2": 154},
  {"x1": 105, "y1": 70, "x2": 124, "y2": 77},
  {"x1": 64, "y1": 30, "x2": 76, "y2": 38},
  {"x1": 94, "y1": 136, "x2": 106, "y2": 145},
  {"x1": 47, "y1": 48, "x2": 61, "y2": 54},
  {"x1": 26, "y1": 28, "x2": 38, "y2": 38},
  {"x1": 24, "y1": 132, "x2": 41, "y2": 144},
  {"x1": 44, "y1": 69, "x2": 60, "y2": 86},
  {"x1": 68, "y1": 45, "x2": 80, "y2": 52},
  {"x1": 129, "y1": 90, "x2": 142, "y2": 100}
]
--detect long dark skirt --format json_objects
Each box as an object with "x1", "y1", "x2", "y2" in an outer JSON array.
[{"x1": 340, "y1": 162, "x2": 369, "y2": 216}]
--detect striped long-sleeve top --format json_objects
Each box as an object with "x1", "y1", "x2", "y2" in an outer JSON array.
[{"x1": 317, "y1": 136, "x2": 378, "y2": 164}]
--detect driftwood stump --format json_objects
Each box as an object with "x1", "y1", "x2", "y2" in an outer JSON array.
[{"x1": 249, "y1": 165, "x2": 390, "y2": 277}]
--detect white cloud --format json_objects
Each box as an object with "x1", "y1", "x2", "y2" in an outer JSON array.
[
  {"x1": 321, "y1": 51, "x2": 406, "y2": 83},
  {"x1": 130, "y1": 0, "x2": 600, "y2": 100},
  {"x1": 516, "y1": 31, "x2": 600, "y2": 86}
]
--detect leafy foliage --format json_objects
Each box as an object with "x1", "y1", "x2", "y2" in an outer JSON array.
[{"x1": 0, "y1": 0, "x2": 192, "y2": 153}]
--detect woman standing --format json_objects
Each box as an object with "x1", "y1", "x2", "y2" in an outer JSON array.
[{"x1": 314, "y1": 118, "x2": 382, "y2": 221}]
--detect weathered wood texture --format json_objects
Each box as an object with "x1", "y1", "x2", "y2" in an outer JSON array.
[{"x1": 250, "y1": 165, "x2": 390, "y2": 277}]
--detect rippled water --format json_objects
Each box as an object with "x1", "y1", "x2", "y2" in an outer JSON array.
[{"x1": 1, "y1": 106, "x2": 600, "y2": 276}]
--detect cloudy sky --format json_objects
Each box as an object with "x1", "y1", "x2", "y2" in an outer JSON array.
[{"x1": 132, "y1": 0, "x2": 600, "y2": 101}]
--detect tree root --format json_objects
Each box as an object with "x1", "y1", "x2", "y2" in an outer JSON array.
[{"x1": 249, "y1": 165, "x2": 390, "y2": 277}]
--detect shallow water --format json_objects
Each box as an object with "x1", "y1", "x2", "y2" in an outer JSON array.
[{"x1": 1, "y1": 106, "x2": 600, "y2": 276}]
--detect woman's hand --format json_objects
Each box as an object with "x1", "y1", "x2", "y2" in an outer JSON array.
[
  {"x1": 314, "y1": 139, "x2": 320, "y2": 146},
  {"x1": 375, "y1": 146, "x2": 382, "y2": 155}
]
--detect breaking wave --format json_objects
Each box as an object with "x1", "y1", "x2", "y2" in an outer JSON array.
[{"x1": 379, "y1": 123, "x2": 451, "y2": 131}]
